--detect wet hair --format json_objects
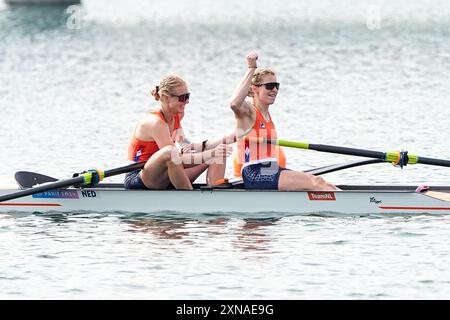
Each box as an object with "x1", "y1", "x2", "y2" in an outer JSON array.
[
  {"x1": 151, "y1": 75, "x2": 186, "y2": 101},
  {"x1": 248, "y1": 68, "x2": 276, "y2": 97}
]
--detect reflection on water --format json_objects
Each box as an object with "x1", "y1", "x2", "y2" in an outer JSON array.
[
  {"x1": 234, "y1": 218, "x2": 280, "y2": 252},
  {"x1": 36, "y1": 212, "x2": 108, "y2": 224},
  {"x1": 122, "y1": 215, "x2": 281, "y2": 253},
  {"x1": 128, "y1": 218, "x2": 191, "y2": 240},
  {"x1": 4, "y1": 211, "x2": 450, "y2": 299}
]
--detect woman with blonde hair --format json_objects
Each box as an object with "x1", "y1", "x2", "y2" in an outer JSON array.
[
  {"x1": 230, "y1": 53, "x2": 339, "y2": 191},
  {"x1": 126, "y1": 75, "x2": 233, "y2": 190}
]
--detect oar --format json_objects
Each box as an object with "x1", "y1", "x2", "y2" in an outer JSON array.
[
  {"x1": 305, "y1": 159, "x2": 384, "y2": 175},
  {"x1": 15, "y1": 171, "x2": 58, "y2": 189},
  {"x1": 245, "y1": 137, "x2": 450, "y2": 168},
  {"x1": 0, "y1": 161, "x2": 146, "y2": 203}
]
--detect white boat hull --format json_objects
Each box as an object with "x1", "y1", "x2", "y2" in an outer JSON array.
[{"x1": 1, "y1": 184, "x2": 450, "y2": 216}]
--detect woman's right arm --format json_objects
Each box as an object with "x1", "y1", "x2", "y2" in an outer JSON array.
[
  {"x1": 139, "y1": 118, "x2": 174, "y2": 148},
  {"x1": 147, "y1": 120, "x2": 231, "y2": 166},
  {"x1": 229, "y1": 52, "x2": 258, "y2": 117}
]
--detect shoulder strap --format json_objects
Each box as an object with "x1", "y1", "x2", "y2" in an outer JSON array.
[
  {"x1": 149, "y1": 111, "x2": 166, "y2": 123},
  {"x1": 174, "y1": 113, "x2": 181, "y2": 130}
]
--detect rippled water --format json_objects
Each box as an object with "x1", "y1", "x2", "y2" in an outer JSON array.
[
  {"x1": 2, "y1": 213, "x2": 450, "y2": 299},
  {"x1": 1, "y1": 0, "x2": 450, "y2": 299}
]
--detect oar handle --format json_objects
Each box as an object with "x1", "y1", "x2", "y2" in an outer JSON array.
[{"x1": 244, "y1": 137, "x2": 385, "y2": 158}]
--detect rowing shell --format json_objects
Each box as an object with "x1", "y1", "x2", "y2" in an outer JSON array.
[{"x1": 1, "y1": 183, "x2": 449, "y2": 216}]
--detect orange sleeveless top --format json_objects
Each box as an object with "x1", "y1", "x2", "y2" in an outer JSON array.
[
  {"x1": 127, "y1": 111, "x2": 181, "y2": 162},
  {"x1": 236, "y1": 106, "x2": 283, "y2": 168}
]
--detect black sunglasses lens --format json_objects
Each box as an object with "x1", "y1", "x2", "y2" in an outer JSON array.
[
  {"x1": 264, "y1": 83, "x2": 279, "y2": 90},
  {"x1": 178, "y1": 93, "x2": 190, "y2": 102}
]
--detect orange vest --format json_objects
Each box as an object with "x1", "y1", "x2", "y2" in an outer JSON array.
[
  {"x1": 127, "y1": 111, "x2": 181, "y2": 162},
  {"x1": 235, "y1": 106, "x2": 285, "y2": 174}
]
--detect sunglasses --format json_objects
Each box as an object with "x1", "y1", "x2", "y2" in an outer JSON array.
[
  {"x1": 256, "y1": 82, "x2": 280, "y2": 90},
  {"x1": 171, "y1": 92, "x2": 190, "y2": 102}
]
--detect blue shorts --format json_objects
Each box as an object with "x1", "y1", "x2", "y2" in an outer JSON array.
[
  {"x1": 124, "y1": 170, "x2": 148, "y2": 190},
  {"x1": 242, "y1": 161, "x2": 289, "y2": 190},
  {"x1": 124, "y1": 170, "x2": 175, "y2": 190}
]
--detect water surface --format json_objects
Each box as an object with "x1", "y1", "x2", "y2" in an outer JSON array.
[{"x1": 0, "y1": 0, "x2": 449, "y2": 299}]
